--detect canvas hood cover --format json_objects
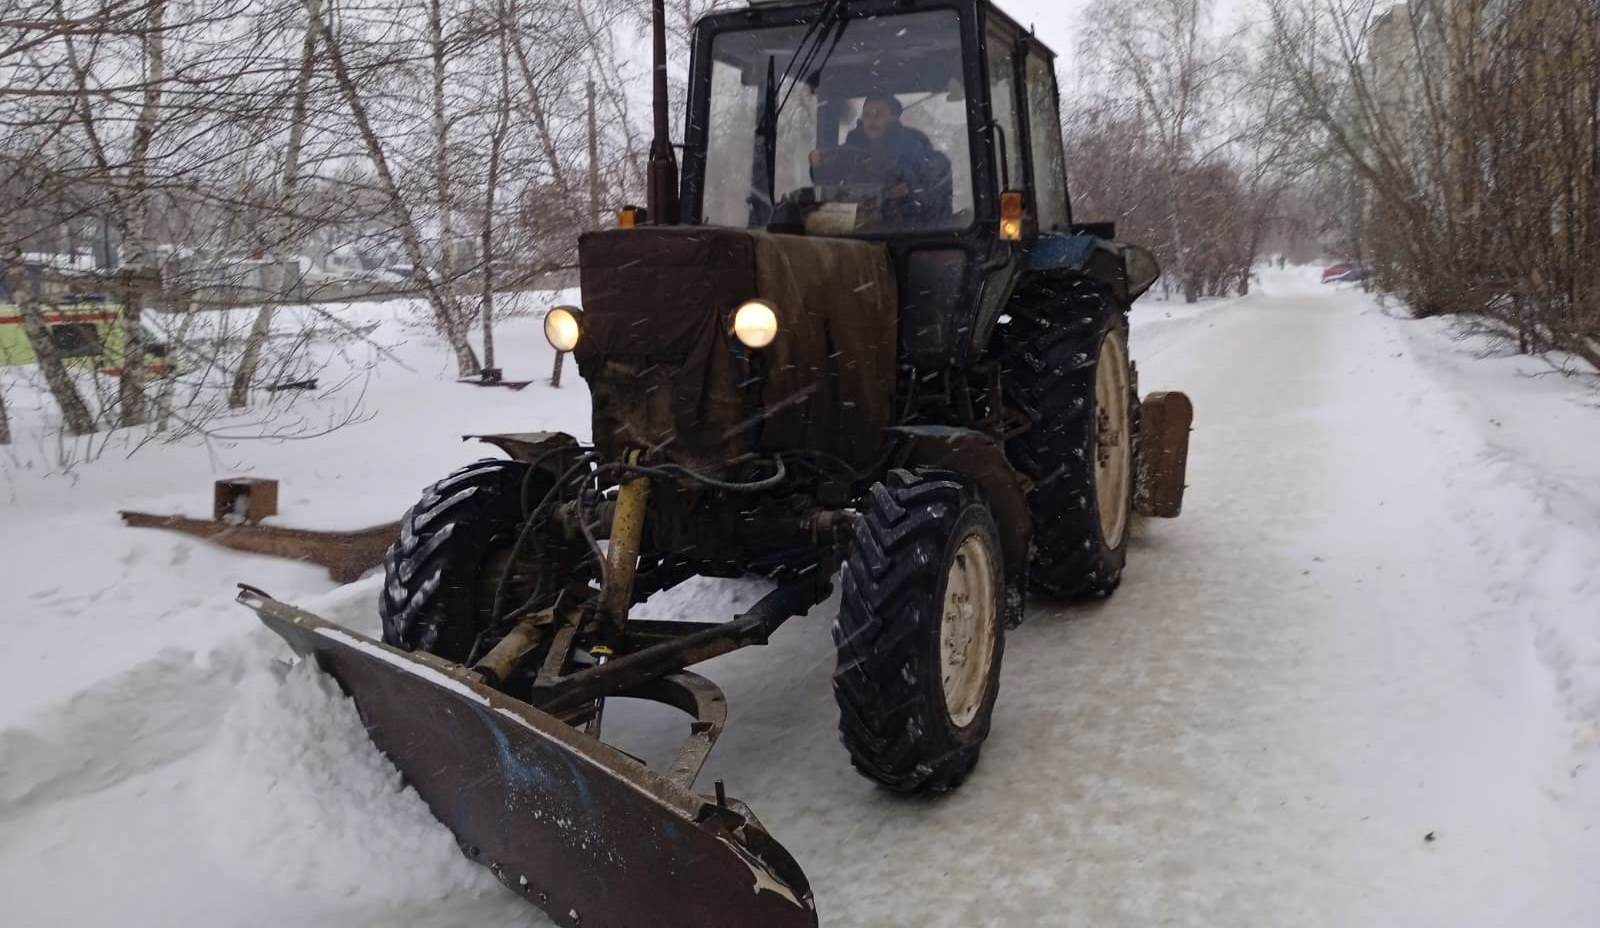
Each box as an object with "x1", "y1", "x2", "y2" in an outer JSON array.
[{"x1": 575, "y1": 227, "x2": 897, "y2": 471}]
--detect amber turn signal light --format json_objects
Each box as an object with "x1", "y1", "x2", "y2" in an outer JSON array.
[
  {"x1": 1000, "y1": 191, "x2": 1025, "y2": 242},
  {"x1": 998, "y1": 190, "x2": 1024, "y2": 241}
]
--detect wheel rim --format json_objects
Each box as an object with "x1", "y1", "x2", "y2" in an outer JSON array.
[
  {"x1": 1094, "y1": 329, "x2": 1132, "y2": 549},
  {"x1": 939, "y1": 532, "x2": 999, "y2": 728}
]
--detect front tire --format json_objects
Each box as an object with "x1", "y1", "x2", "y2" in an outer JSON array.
[
  {"x1": 379, "y1": 458, "x2": 550, "y2": 663},
  {"x1": 1002, "y1": 296, "x2": 1138, "y2": 598},
  {"x1": 832, "y1": 469, "x2": 1006, "y2": 793}
]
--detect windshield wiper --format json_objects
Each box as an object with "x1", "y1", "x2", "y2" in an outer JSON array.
[
  {"x1": 775, "y1": 0, "x2": 847, "y2": 116},
  {"x1": 752, "y1": 0, "x2": 848, "y2": 224}
]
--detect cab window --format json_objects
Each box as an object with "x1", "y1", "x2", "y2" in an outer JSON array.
[
  {"x1": 702, "y1": 10, "x2": 975, "y2": 235},
  {"x1": 985, "y1": 31, "x2": 1023, "y2": 194},
  {"x1": 1025, "y1": 50, "x2": 1069, "y2": 230}
]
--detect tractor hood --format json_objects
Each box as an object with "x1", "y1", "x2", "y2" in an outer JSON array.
[{"x1": 575, "y1": 227, "x2": 897, "y2": 471}]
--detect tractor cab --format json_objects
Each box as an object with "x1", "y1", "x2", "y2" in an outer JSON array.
[
  {"x1": 679, "y1": 0, "x2": 1148, "y2": 368},
  {"x1": 685, "y1": 0, "x2": 1065, "y2": 243}
]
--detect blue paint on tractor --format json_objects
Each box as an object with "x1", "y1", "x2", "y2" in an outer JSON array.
[
  {"x1": 476, "y1": 703, "x2": 559, "y2": 792},
  {"x1": 1024, "y1": 232, "x2": 1100, "y2": 273},
  {"x1": 472, "y1": 701, "x2": 598, "y2": 817}
]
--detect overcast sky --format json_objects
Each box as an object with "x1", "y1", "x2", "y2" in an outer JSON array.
[
  {"x1": 997, "y1": 0, "x2": 1097, "y2": 59},
  {"x1": 997, "y1": 0, "x2": 1253, "y2": 74}
]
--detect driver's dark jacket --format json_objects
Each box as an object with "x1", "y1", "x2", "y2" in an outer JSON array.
[{"x1": 827, "y1": 123, "x2": 952, "y2": 226}]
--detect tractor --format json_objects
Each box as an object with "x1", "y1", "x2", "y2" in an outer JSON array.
[{"x1": 240, "y1": 1, "x2": 1192, "y2": 924}]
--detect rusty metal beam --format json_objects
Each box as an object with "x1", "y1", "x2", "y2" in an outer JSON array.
[{"x1": 120, "y1": 511, "x2": 396, "y2": 583}]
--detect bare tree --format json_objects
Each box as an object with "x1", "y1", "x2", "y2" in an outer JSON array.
[
  {"x1": 479, "y1": 0, "x2": 515, "y2": 373},
  {"x1": 229, "y1": 0, "x2": 323, "y2": 408},
  {"x1": 2, "y1": 0, "x2": 728, "y2": 446},
  {"x1": 1081, "y1": 0, "x2": 1240, "y2": 299},
  {"x1": 1265, "y1": 0, "x2": 1598, "y2": 363},
  {"x1": 307, "y1": 0, "x2": 481, "y2": 376},
  {"x1": 1224, "y1": 52, "x2": 1315, "y2": 294},
  {"x1": 55, "y1": 0, "x2": 170, "y2": 426}
]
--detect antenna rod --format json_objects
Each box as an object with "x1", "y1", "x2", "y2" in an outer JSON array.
[{"x1": 647, "y1": 0, "x2": 679, "y2": 225}]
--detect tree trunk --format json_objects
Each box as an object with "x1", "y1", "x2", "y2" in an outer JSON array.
[
  {"x1": 230, "y1": 0, "x2": 319, "y2": 409},
  {"x1": 0, "y1": 375, "x2": 10, "y2": 445},
  {"x1": 480, "y1": 2, "x2": 513, "y2": 374},
  {"x1": 430, "y1": 0, "x2": 455, "y2": 288},
  {"x1": 308, "y1": 0, "x2": 479, "y2": 376},
  {"x1": 117, "y1": 288, "x2": 147, "y2": 426},
  {"x1": 229, "y1": 299, "x2": 276, "y2": 409},
  {"x1": 155, "y1": 305, "x2": 196, "y2": 432},
  {"x1": 116, "y1": 0, "x2": 168, "y2": 428},
  {"x1": 574, "y1": 5, "x2": 645, "y2": 193},
  {"x1": 510, "y1": 29, "x2": 574, "y2": 204},
  {"x1": 13, "y1": 290, "x2": 97, "y2": 435}
]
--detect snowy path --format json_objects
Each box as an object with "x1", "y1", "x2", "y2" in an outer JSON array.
[
  {"x1": 663, "y1": 276, "x2": 1597, "y2": 926},
  {"x1": 2, "y1": 273, "x2": 1594, "y2": 926}
]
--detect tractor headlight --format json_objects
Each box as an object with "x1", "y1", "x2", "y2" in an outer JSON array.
[
  {"x1": 731, "y1": 300, "x2": 778, "y2": 349},
  {"x1": 544, "y1": 306, "x2": 582, "y2": 352}
]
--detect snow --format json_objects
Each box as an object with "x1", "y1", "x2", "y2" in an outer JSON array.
[
  {"x1": 2, "y1": 269, "x2": 1597, "y2": 925},
  {"x1": 315, "y1": 625, "x2": 492, "y2": 708}
]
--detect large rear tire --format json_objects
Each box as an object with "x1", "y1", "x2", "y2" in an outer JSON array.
[
  {"x1": 379, "y1": 458, "x2": 549, "y2": 663},
  {"x1": 1002, "y1": 297, "x2": 1139, "y2": 598},
  {"x1": 832, "y1": 469, "x2": 1006, "y2": 793}
]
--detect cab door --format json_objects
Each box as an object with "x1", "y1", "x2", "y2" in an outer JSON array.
[
  {"x1": 983, "y1": 21, "x2": 1025, "y2": 230},
  {"x1": 1019, "y1": 45, "x2": 1071, "y2": 233},
  {"x1": 984, "y1": 25, "x2": 1071, "y2": 238}
]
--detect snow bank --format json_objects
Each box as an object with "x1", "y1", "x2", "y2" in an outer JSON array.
[
  {"x1": 195, "y1": 658, "x2": 490, "y2": 903},
  {"x1": 0, "y1": 637, "x2": 531, "y2": 926},
  {"x1": 0, "y1": 647, "x2": 231, "y2": 809},
  {"x1": 1395, "y1": 314, "x2": 1600, "y2": 751}
]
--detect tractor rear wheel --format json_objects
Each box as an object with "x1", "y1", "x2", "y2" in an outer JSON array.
[
  {"x1": 379, "y1": 458, "x2": 553, "y2": 664},
  {"x1": 832, "y1": 469, "x2": 1007, "y2": 793},
  {"x1": 1002, "y1": 299, "x2": 1139, "y2": 598}
]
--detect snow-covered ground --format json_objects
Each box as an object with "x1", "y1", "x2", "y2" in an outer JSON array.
[{"x1": 1, "y1": 267, "x2": 1595, "y2": 926}]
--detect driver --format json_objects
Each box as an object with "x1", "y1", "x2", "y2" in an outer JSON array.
[{"x1": 809, "y1": 95, "x2": 950, "y2": 226}]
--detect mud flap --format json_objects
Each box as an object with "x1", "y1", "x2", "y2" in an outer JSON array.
[
  {"x1": 237, "y1": 588, "x2": 816, "y2": 928},
  {"x1": 1136, "y1": 391, "x2": 1193, "y2": 518}
]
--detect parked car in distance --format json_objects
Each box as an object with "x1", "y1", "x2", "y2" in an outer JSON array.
[{"x1": 1322, "y1": 262, "x2": 1373, "y2": 284}]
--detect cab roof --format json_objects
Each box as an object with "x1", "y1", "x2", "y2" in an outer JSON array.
[{"x1": 734, "y1": 0, "x2": 1059, "y2": 62}]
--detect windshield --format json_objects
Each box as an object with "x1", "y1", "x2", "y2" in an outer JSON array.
[{"x1": 702, "y1": 10, "x2": 975, "y2": 235}]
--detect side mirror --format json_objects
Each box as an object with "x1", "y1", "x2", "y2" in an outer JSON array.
[{"x1": 1122, "y1": 244, "x2": 1161, "y2": 300}]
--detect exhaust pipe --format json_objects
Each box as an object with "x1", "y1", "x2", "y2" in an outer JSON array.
[{"x1": 647, "y1": 0, "x2": 679, "y2": 225}]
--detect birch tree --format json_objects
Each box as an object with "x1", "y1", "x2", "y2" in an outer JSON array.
[
  {"x1": 229, "y1": 0, "x2": 322, "y2": 408},
  {"x1": 307, "y1": 0, "x2": 481, "y2": 376},
  {"x1": 56, "y1": 0, "x2": 169, "y2": 426},
  {"x1": 2, "y1": 243, "x2": 97, "y2": 434}
]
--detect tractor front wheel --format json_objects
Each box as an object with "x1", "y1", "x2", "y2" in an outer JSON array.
[
  {"x1": 379, "y1": 458, "x2": 554, "y2": 665},
  {"x1": 832, "y1": 469, "x2": 1007, "y2": 793}
]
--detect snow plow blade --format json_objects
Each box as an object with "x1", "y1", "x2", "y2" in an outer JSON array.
[{"x1": 237, "y1": 587, "x2": 816, "y2": 928}]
